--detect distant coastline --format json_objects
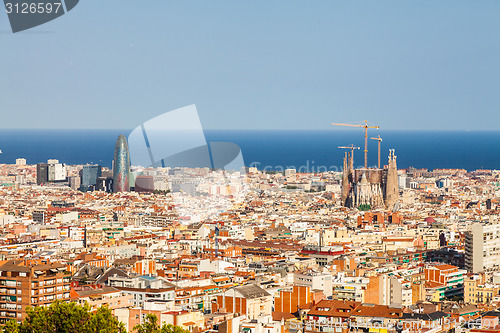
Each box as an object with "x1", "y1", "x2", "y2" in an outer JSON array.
[{"x1": 0, "y1": 129, "x2": 499, "y2": 171}]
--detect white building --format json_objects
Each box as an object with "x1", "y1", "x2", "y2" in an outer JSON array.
[
  {"x1": 465, "y1": 221, "x2": 500, "y2": 273},
  {"x1": 293, "y1": 270, "x2": 333, "y2": 297},
  {"x1": 15, "y1": 158, "x2": 26, "y2": 166},
  {"x1": 48, "y1": 163, "x2": 66, "y2": 181}
]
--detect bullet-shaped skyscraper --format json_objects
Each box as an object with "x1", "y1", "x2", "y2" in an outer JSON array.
[{"x1": 113, "y1": 135, "x2": 130, "y2": 192}]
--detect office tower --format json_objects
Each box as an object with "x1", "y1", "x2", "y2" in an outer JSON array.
[
  {"x1": 68, "y1": 176, "x2": 81, "y2": 190},
  {"x1": 0, "y1": 260, "x2": 71, "y2": 323},
  {"x1": 96, "y1": 177, "x2": 113, "y2": 193},
  {"x1": 465, "y1": 221, "x2": 500, "y2": 273},
  {"x1": 80, "y1": 165, "x2": 102, "y2": 187},
  {"x1": 47, "y1": 163, "x2": 66, "y2": 182},
  {"x1": 36, "y1": 163, "x2": 48, "y2": 185},
  {"x1": 15, "y1": 158, "x2": 26, "y2": 166},
  {"x1": 113, "y1": 135, "x2": 130, "y2": 193}
]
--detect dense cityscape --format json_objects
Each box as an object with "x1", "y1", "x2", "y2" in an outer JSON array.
[{"x1": 0, "y1": 132, "x2": 499, "y2": 333}]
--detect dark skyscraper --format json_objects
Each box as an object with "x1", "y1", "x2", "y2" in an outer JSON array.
[
  {"x1": 113, "y1": 135, "x2": 130, "y2": 192},
  {"x1": 36, "y1": 163, "x2": 48, "y2": 185}
]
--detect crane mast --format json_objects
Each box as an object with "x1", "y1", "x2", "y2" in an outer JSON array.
[
  {"x1": 332, "y1": 120, "x2": 379, "y2": 169},
  {"x1": 370, "y1": 135, "x2": 383, "y2": 169}
]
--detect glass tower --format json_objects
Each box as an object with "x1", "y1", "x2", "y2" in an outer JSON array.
[{"x1": 113, "y1": 135, "x2": 130, "y2": 192}]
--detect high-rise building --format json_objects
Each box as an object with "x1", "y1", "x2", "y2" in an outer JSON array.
[
  {"x1": 68, "y1": 176, "x2": 81, "y2": 190},
  {"x1": 465, "y1": 221, "x2": 500, "y2": 273},
  {"x1": 80, "y1": 165, "x2": 102, "y2": 187},
  {"x1": 36, "y1": 163, "x2": 48, "y2": 185},
  {"x1": 96, "y1": 176, "x2": 113, "y2": 193},
  {"x1": 47, "y1": 163, "x2": 66, "y2": 182},
  {"x1": 113, "y1": 135, "x2": 130, "y2": 193}
]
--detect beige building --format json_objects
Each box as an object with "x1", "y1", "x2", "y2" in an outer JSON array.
[
  {"x1": 72, "y1": 286, "x2": 133, "y2": 312},
  {"x1": 465, "y1": 221, "x2": 500, "y2": 273},
  {"x1": 464, "y1": 274, "x2": 499, "y2": 305},
  {"x1": 162, "y1": 310, "x2": 204, "y2": 332}
]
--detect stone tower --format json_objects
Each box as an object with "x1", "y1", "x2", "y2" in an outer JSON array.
[
  {"x1": 341, "y1": 152, "x2": 354, "y2": 207},
  {"x1": 385, "y1": 149, "x2": 398, "y2": 210},
  {"x1": 341, "y1": 152, "x2": 350, "y2": 206}
]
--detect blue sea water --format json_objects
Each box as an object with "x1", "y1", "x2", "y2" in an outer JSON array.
[{"x1": 0, "y1": 129, "x2": 499, "y2": 171}]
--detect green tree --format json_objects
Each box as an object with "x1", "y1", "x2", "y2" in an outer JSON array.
[
  {"x1": 2, "y1": 320, "x2": 19, "y2": 333},
  {"x1": 2, "y1": 301, "x2": 125, "y2": 333},
  {"x1": 133, "y1": 314, "x2": 189, "y2": 333}
]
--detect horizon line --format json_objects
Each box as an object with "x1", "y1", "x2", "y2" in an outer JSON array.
[{"x1": 0, "y1": 128, "x2": 498, "y2": 132}]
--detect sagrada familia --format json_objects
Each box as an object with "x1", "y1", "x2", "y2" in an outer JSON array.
[{"x1": 341, "y1": 149, "x2": 399, "y2": 210}]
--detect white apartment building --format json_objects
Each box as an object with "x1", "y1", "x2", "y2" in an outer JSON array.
[
  {"x1": 293, "y1": 270, "x2": 333, "y2": 297},
  {"x1": 465, "y1": 221, "x2": 500, "y2": 273}
]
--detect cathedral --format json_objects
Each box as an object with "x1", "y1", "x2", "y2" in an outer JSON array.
[{"x1": 341, "y1": 149, "x2": 399, "y2": 210}]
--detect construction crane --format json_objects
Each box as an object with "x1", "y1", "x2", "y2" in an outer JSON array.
[
  {"x1": 338, "y1": 145, "x2": 360, "y2": 170},
  {"x1": 332, "y1": 120, "x2": 379, "y2": 169},
  {"x1": 370, "y1": 135, "x2": 383, "y2": 169},
  {"x1": 338, "y1": 144, "x2": 360, "y2": 155}
]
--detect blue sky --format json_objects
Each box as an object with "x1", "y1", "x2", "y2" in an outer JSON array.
[{"x1": 1, "y1": 0, "x2": 499, "y2": 130}]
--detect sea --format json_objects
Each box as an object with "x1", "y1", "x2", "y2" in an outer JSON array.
[{"x1": 0, "y1": 129, "x2": 500, "y2": 172}]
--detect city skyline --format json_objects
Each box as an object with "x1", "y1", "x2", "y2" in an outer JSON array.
[{"x1": 2, "y1": 1, "x2": 500, "y2": 331}]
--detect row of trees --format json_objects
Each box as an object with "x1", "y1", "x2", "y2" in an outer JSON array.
[{"x1": 1, "y1": 301, "x2": 189, "y2": 333}]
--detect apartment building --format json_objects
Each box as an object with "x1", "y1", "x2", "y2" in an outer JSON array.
[
  {"x1": 464, "y1": 274, "x2": 500, "y2": 305},
  {"x1": 465, "y1": 221, "x2": 500, "y2": 273},
  {"x1": 0, "y1": 260, "x2": 71, "y2": 323},
  {"x1": 293, "y1": 270, "x2": 333, "y2": 298},
  {"x1": 424, "y1": 264, "x2": 466, "y2": 301}
]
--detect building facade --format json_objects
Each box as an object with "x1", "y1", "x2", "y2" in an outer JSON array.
[
  {"x1": 465, "y1": 221, "x2": 500, "y2": 273},
  {"x1": 0, "y1": 260, "x2": 71, "y2": 323}
]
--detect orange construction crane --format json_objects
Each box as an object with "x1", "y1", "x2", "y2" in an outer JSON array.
[
  {"x1": 370, "y1": 135, "x2": 383, "y2": 169},
  {"x1": 332, "y1": 120, "x2": 379, "y2": 169}
]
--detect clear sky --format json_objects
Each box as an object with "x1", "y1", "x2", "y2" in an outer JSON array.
[{"x1": 1, "y1": 0, "x2": 499, "y2": 130}]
